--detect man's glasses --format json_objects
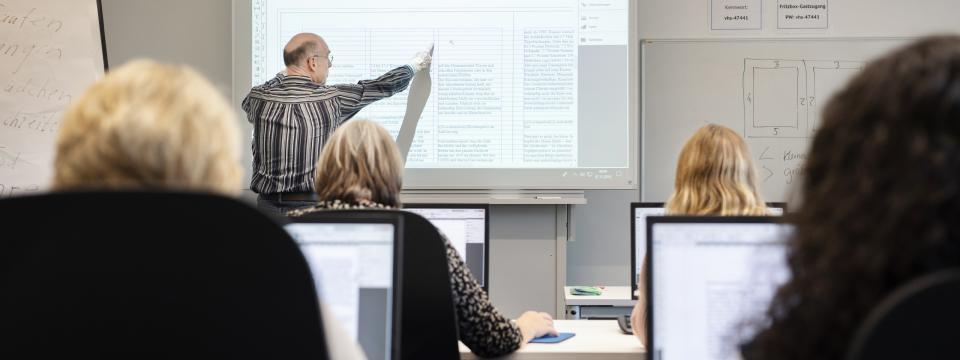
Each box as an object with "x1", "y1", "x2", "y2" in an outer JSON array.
[{"x1": 311, "y1": 53, "x2": 332, "y2": 66}]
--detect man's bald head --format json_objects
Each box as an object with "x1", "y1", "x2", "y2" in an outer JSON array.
[
  {"x1": 283, "y1": 33, "x2": 331, "y2": 84},
  {"x1": 283, "y1": 33, "x2": 327, "y2": 67}
]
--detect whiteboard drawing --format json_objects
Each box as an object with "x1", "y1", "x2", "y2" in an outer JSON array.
[{"x1": 743, "y1": 58, "x2": 863, "y2": 139}]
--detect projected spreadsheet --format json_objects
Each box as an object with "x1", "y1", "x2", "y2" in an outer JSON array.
[{"x1": 253, "y1": 0, "x2": 627, "y2": 169}]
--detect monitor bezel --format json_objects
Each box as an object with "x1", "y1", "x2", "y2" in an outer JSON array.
[
  {"x1": 644, "y1": 215, "x2": 785, "y2": 360},
  {"x1": 629, "y1": 202, "x2": 788, "y2": 300},
  {"x1": 286, "y1": 212, "x2": 404, "y2": 360},
  {"x1": 403, "y1": 203, "x2": 490, "y2": 292},
  {"x1": 629, "y1": 202, "x2": 665, "y2": 300}
]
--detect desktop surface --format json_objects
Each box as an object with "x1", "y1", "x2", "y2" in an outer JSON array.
[
  {"x1": 459, "y1": 320, "x2": 645, "y2": 360},
  {"x1": 285, "y1": 222, "x2": 398, "y2": 360},
  {"x1": 564, "y1": 286, "x2": 635, "y2": 306},
  {"x1": 646, "y1": 216, "x2": 791, "y2": 360}
]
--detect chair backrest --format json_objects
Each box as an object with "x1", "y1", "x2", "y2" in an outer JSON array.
[
  {"x1": 292, "y1": 209, "x2": 460, "y2": 360},
  {"x1": 846, "y1": 269, "x2": 960, "y2": 360},
  {"x1": 0, "y1": 191, "x2": 328, "y2": 359}
]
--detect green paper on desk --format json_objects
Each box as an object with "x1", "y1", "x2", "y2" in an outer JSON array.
[{"x1": 569, "y1": 286, "x2": 603, "y2": 296}]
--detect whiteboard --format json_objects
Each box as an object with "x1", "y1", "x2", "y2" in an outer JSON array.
[
  {"x1": 642, "y1": 38, "x2": 909, "y2": 202},
  {"x1": 0, "y1": 0, "x2": 107, "y2": 197},
  {"x1": 235, "y1": 0, "x2": 639, "y2": 190}
]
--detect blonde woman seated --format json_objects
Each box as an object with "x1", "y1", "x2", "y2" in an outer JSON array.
[
  {"x1": 630, "y1": 124, "x2": 770, "y2": 345},
  {"x1": 54, "y1": 60, "x2": 242, "y2": 194},
  {"x1": 290, "y1": 119, "x2": 558, "y2": 358},
  {"x1": 53, "y1": 60, "x2": 365, "y2": 360}
]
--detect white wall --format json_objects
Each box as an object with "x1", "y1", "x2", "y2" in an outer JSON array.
[
  {"x1": 567, "y1": 189, "x2": 638, "y2": 286},
  {"x1": 638, "y1": 0, "x2": 960, "y2": 39},
  {"x1": 101, "y1": 0, "x2": 233, "y2": 95}
]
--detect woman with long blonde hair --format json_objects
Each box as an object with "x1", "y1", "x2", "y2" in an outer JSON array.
[
  {"x1": 631, "y1": 124, "x2": 768, "y2": 344},
  {"x1": 666, "y1": 124, "x2": 768, "y2": 215}
]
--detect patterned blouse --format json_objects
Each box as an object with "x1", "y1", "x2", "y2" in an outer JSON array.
[{"x1": 288, "y1": 201, "x2": 524, "y2": 357}]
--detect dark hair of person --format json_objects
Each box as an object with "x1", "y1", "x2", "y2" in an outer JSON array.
[
  {"x1": 746, "y1": 35, "x2": 960, "y2": 360},
  {"x1": 283, "y1": 40, "x2": 318, "y2": 67}
]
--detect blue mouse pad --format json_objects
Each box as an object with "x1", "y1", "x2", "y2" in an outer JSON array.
[{"x1": 530, "y1": 332, "x2": 576, "y2": 343}]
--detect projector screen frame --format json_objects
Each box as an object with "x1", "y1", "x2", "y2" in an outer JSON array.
[{"x1": 231, "y1": 0, "x2": 638, "y2": 190}]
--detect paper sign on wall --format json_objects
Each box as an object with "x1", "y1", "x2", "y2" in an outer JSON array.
[
  {"x1": 778, "y1": 0, "x2": 828, "y2": 29},
  {"x1": 712, "y1": 0, "x2": 762, "y2": 30}
]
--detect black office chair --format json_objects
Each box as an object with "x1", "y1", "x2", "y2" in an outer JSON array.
[
  {"x1": 846, "y1": 269, "x2": 960, "y2": 360},
  {"x1": 0, "y1": 191, "x2": 328, "y2": 359},
  {"x1": 292, "y1": 209, "x2": 460, "y2": 360}
]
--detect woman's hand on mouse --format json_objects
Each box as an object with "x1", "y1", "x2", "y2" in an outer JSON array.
[{"x1": 516, "y1": 311, "x2": 558, "y2": 344}]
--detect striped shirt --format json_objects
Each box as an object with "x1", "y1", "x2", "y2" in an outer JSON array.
[{"x1": 242, "y1": 65, "x2": 415, "y2": 194}]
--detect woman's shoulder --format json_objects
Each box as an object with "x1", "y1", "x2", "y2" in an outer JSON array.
[
  {"x1": 285, "y1": 203, "x2": 328, "y2": 217},
  {"x1": 286, "y1": 200, "x2": 395, "y2": 217}
]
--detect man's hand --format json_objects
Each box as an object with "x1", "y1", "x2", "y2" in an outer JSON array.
[{"x1": 409, "y1": 43, "x2": 434, "y2": 72}]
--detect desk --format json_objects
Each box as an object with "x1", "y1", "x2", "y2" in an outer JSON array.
[
  {"x1": 564, "y1": 286, "x2": 636, "y2": 319},
  {"x1": 459, "y1": 320, "x2": 645, "y2": 360}
]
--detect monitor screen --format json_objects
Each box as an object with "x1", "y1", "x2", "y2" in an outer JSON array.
[
  {"x1": 631, "y1": 202, "x2": 786, "y2": 299},
  {"x1": 404, "y1": 205, "x2": 488, "y2": 288},
  {"x1": 646, "y1": 217, "x2": 792, "y2": 360},
  {"x1": 285, "y1": 222, "x2": 396, "y2": 360}
]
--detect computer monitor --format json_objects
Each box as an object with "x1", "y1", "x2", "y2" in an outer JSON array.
[
  {"x1": 404, "y1": 204, "x2": 489, "y2": 289},
  {"x1": 630, "y1": 202, "x2": 786, "y2": 299},
  {"x1": 645, "y1": 216, "x2": 792, "y2": 360},
  {"x1": 285, "y1": 218, "x2": 401, "y2": 360}
]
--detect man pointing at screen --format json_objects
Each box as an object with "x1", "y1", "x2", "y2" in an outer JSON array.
[{"x1": 243, "y1": 32, "x2": 432, "y2": 214}]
